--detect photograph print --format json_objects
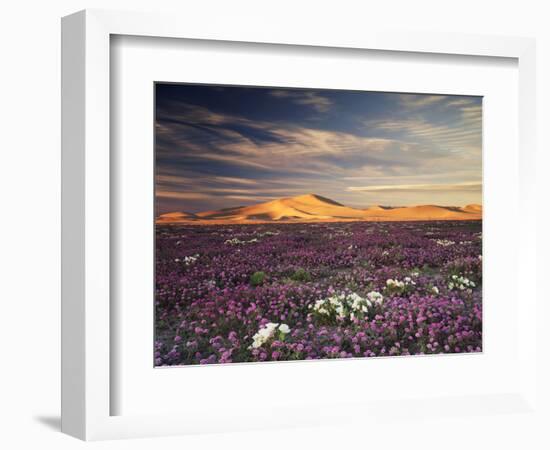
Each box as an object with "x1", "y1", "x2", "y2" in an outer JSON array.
[{"x1": 154, "y1": 83, "x2": 482, "y2": 366}]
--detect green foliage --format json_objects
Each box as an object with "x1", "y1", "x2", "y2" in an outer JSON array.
[
  {"x1": 250, "y1": 271, "x2": 266, "y2": 287},
  {"x1": 444, "y1": 257, "x2": 482, "y2": 284},
  {"x1": 290, "y1": 268, "x2": 311, "y2": 282}
]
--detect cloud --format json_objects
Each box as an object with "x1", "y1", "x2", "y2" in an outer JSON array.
[
  {"x1": 224, "y1": 195, "x2": 278, "y2": 202},
  {"x1": 156, "y1": 171, "x2": 318, "y2": 202},
  {"x1": 156, "y1": 101, "x2": 416, "y2": 178},
  {"x1": 347, "y1": 181, "x2": 481, "y2": 193},
  {"x1": 269, "y1": 89, "x2": 333, "y2": 112},
  {"x1": 368, "y1": 119, "x2": 479, "y2": 144},
  {"x1": 366, "y1": 97, "x2": 482, "y2": 157},
  {"x1": 399, "y1": 94, "x2": 448, "y2": 108},
  {"x1": 156, "y1": 191, "x2": 214, "y2": 200},
  {"x1": 445, "y1": 98, "x2": 478, "y2": 107},
  {"x1": 212, "y1": 176, "x2": 259, "y2": 186},
  {"x1": 460, "y1": 104, "x2": 482, "y2": 122},
  {"x1": 399, "y1": 94, "x2": 481, "y2": 111}
]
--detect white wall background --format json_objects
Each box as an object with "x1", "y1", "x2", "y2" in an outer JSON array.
[{"x1": 0, "y1": 1, "x2": 548, "y2": 449}]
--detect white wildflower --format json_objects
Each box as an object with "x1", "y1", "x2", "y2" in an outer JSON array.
[
  {"x1": 386, "y1": 278, "x2": 405, "y2": 289},
  {"x1": 182, "y1": 254, "x2": 199, "y2": 266},
  {"x1": 225, "y1": 237, "x2": 259, "y2": 246},
  {"x1": 311, "y1": 291, "x2": 378, "y2": 321},
  {"x1": 448, "y1": 275, "x2": 476, "y2": 291},
  {"x1": 278, "y1": 324, "x2": 290, "y2": 334},
  {"x1": 257, "y1": 230, "x2": 280, "y2": 237},
  {"x1": 367, "y1": 291, "x2": 384, "y2": 305},
  {"x1": 249, "y1": 322, "x2": 280, "y2": 349},
  {"x1": 434, "y1": 239, "x2": 455, "y2": 247}
]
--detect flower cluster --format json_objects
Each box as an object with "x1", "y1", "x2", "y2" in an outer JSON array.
[
  {"x1": 309, "y1": 291, "x2": 383, "y2": 323},
  {"x1": 256, "y1": 230, "x2": 280, "y2": 237},
  {"x1": 224, "y1": 237, "x2": 259, "y2": 246},
  {"x1": 177, "y1": 254, "x2": 199, "y2": 265},
  {"x1": 448, "y1": 274, "x2": 476, "y2": 291},
  {"x1": 434, "y1": 239, "x2": 455, "y2": 247},
  {"x1": 385, "y1": 276, "x2": 416, "y2": 295},
  {"x1": 366, "y1": 290, "x2": 384, "y2": 305},
  {"x1": 249, "y1": 322, "x2": 290, "y2": 349},
  {"x1": 386, "y1": 279, "x2": 405, "y2": 289}
]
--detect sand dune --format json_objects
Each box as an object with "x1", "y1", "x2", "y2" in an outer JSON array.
[
  {"x1": 366, "y1": 205, "x2": 480, "y2": 221},
  {"x1": 461, "y1": 204, "x2": 482, "y2": 213},
  {"x1": 156, "y1": 211, "x2": 198, "y2": 223},
  {"x1": 157, "y1": 194, "x2": 482, "y2": 224}
]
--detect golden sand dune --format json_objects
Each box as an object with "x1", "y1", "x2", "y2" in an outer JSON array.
[
  {"x1": 364, "y1": 205, "x2": 391, "y2": 212},
  {"x1": 364, "y1": 205, "x2": 480, "y2": 221},
  {"x1": 157, "y1": 194, "x2": 482, "y2": 224},
  {"x1": 461, "y1": 204, "x2": 482, "y2": 213},
  {"x1": 156, "y1": 211, "x2": 197, "y2": 223}
]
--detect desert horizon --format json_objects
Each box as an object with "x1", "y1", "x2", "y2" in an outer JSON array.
[{"x1": 156, "y1": 193, "x2": 482, "y2": 224}]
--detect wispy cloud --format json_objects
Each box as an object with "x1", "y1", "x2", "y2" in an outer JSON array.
[
  {"x1": 446, "y1": 98, "x2": 478, "y2": 107},
  {"x1": 212, "y1": 176, "x2": 259, "y2": 186},
  {"x1": 224, "y1": 195, "x2": 278, "y2": 202},
  {"x1": 269, "y1": 89, "x2": 333, "y2": 112},
  {"x1": 399, "y1": 94, "x2": 448, "y2": 108},
  {"x1": 347, "y1": 181, "x2": 481, "y2": 193},
  {"x1": 156, "y1": 191, "x2": 214, "y2": 200},
  {"x1": 156, "y1": 101, "x2": 415, "y2": 177},
  {"x1": 399, "y1": 94, "x2": 480, "y2": 111},
  {"x1": 369, "y1": 118, "x2": 480, "y2": 148},
  {"x1": 366, "y1": 97, "x2": 482, "y2": 158}
]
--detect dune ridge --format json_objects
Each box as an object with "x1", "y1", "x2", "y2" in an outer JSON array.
[{"x1": 156, "y1": 193, "x2": 482, "y2": 224}]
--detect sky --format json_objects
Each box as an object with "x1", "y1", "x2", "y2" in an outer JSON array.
[{"x1": 155, "y1": 83, "x2": 482, "y2": 214}]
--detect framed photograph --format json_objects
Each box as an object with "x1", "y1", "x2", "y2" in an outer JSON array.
[{"x1": 62, "y1": 9, "x2": 539, "y2": 441}]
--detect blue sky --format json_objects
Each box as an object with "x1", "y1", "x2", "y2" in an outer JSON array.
[{"x1": 155, "y1": 83, "x2": 482, "y2": 214}]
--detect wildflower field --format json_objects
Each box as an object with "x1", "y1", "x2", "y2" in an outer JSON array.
[{"x1": 155, "y1": 220, "x2": 482, "y2": 366}]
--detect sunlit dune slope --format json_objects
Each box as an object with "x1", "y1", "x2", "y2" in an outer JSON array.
[
  {"x1": 157, "y1": 194, "x2": 482, "y2": 224},
  {"x1": 363, "y1": 205, "x2": 482, "y2": 221},
  {"x1": 461, "y1": 204, "x2": 482, "y2": 213},
  {"x1": 156, "y1": 211, "x2": 198, "y2": 223},
  {"x1": 193, "y1": 194, "x2": 364, "y2": 221}
]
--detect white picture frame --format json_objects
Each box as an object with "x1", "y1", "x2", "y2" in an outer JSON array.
[{"x1": 61, "y1": 9, "x2": 539, "y2": 441}]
